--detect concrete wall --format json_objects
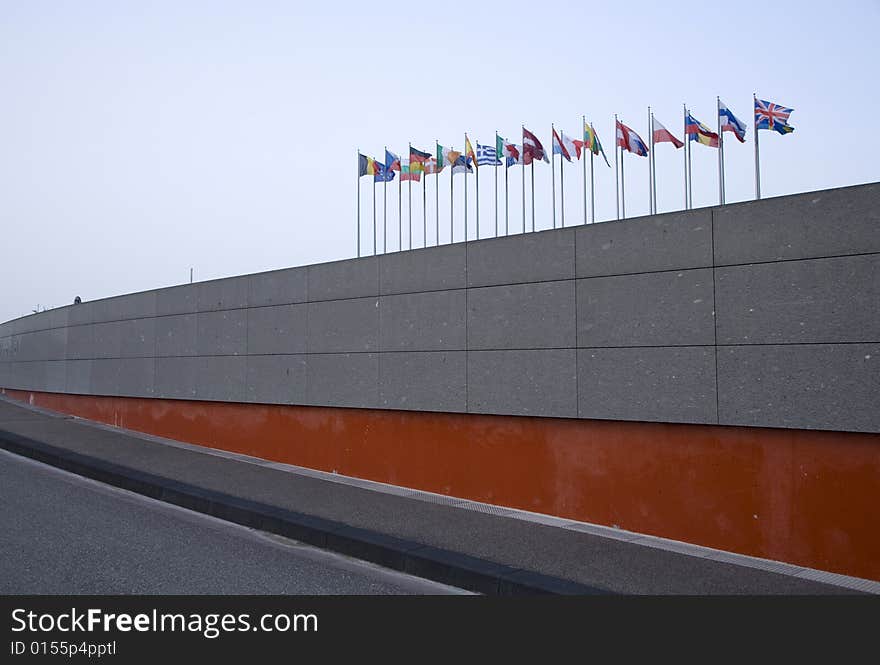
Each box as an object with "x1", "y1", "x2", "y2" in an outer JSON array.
[{"x1": 2, "y1": 182, "x2": 878, "y2": 433}]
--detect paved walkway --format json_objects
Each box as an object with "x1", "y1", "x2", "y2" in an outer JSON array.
[{"x1": 0, "y1": 397, "x2": 874, "y2": 595}]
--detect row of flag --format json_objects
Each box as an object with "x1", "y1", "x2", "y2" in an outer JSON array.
[{"x1": 356, "y1": 96, "x2": 795, "y2": 256}]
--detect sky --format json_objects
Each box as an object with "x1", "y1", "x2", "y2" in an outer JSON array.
[{"x1": 1, "y1": 0, "x2": 878, "y2": 323}]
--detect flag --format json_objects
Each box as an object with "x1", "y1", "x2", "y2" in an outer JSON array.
[
  {"x1": 499, "y1": 137, "x2": 521, "y2": 166},
  {"x1": 616, "y1": 120, "x2": 649, "y2": 156},
  {"x1": 451, "y1": 154, "x2": 473, "y2": 175},
  {"x1": 465, "y1": 136, "x2": 477, "y2": 169},
  {"x1": 409, "y1": 146, "x2": 432, "y2": 173},
  {"x1": 755, "y1": 98, "x2": 795, "y2": 135},
  {"x1": 552, "y1": 127, "x2": 578, "y2": 162},
  {"x1": 522, "y1": 127, "x2": 549, "y2": 165},
  {"x1": 439, "y1": 145, "x2": 462, "y2": 169},
  {"x1": 424, "y1": 156, "x2": 443, "y2": 174},
  {"x1": 685, "y1": 113, "x2": 719, "y2": 148},
  {"x1": 476, "y1": 143, "x2": 501, "y2": 166},
  {"x1": 385, "y1": 149, "x2": 401, "y2": 172},
  {"x1": 561, "y1": 132, "x2": 581, "y2": 160},
  {"x1": 583, "y1": 122, "x2": 611, "y2": 167},
  {"x1": 652, "y1": 118, "x2": 684, "y2": 148},
  {"x1": 718, "y1": 101, "x2": 746, "y2": 143},
  {"x1": 374, "y1": 161, "x2": 395, "y2": 182},
  {"x1": 400, "y1": 159, "x2": 421, "y2": 182},
  {"x1": 358, "y1": 153, "x2": 380, "y2": 177}
]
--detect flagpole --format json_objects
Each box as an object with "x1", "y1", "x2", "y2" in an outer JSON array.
[
  {"x1": 372, "y1": 175, "x2": 376, "y2": 256},
  {"x1": 504, "y1": 138, "x2": 510, "y2": 235},
  {"x1": 504, "y1": 147, "x2": 509, "y2": 235},
  {"x1": 383, "y1": 146, "x2": 387, "y2": 253},
  {"x1": 551, "y1": 124, "x2": 556, "y2": 229},
  {"x1": 435, "y1": 140, "x2": 440, "y2": 246},
  {"x1": 590, "y1": 123, "x2": 596, "y2": 223},
  {"x1": 648, "y1": 106, "x2": 653, "y2": 215},
  {"x1": 685, "y1": 107, "x2": 693, "y2": 210},
  {"x1": 398, "y1": 154, "x2": 402, "y2": 251},
  {"x1": 614, "y1": 115, "x2": 619, "y2": 220},
  {"x1": 494, "y1": 131, "x2": 499, "y2": 237},
  {"x1": 683, "y1": 104, "x2": 688, "y2": 210},
  {"x1": 422, "y1": 162, "x2": 427, "y2": 248},
  {"x1": 620, "y1": 145, "x2": 626, "y2": 219},
  {"x1": 464, "y1": 133, "x2": 469, "y2": 241},
  {"x1": 582, "y1": 116, "x2": 587, "y2": 226},
  {"x1": 356, "y1": 149, "x2": 361, "y2": 258},
  {"x1": 754, "y1": 92, "x2": 761, "y2": 200},
  {"x1": 450, "y1": 147, "x2": 454, "y2": 242},
  {"x1": 560, "y1": 135, "x2": 565, "y2": 227},
  {"x1": 475, "y1": 142, "x2": 480, "y2": 240},
  {"x1": 408, "y1": 143, "x2": 412, "y2": 250},
  {"x1": 521, "y1": 127, "x2": 526, "y2": 233},
  {"x1": 651, "y1": 112, "x2": 658, "y2": 214},
  {"x1": 530, "y1": 161, "x2": 535, "y2": 232},
  {"x1": 717, "y1": 96, "x2": 724, "y2": 205}
]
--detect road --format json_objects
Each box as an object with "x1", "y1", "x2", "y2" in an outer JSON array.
[{"x1": 0, "y1": 449, "x2": 467, "y2": 595}]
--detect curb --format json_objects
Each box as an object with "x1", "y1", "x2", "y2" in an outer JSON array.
[{"x1": 0, "y1": 428, "x2": 610, "y2": 596}]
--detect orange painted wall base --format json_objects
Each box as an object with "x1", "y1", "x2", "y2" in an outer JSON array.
[{"x1": 3, "y1": 387, "x2": 879, "y2": 582}]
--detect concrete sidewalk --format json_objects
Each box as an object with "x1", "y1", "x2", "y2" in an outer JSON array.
[{"x1": 0, "y1": 397, "x2": 873, "y2": 595}]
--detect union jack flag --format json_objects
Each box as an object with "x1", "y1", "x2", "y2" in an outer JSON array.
[{"x1": 755, "y1": 98, "x2": 795, "y2": 135}]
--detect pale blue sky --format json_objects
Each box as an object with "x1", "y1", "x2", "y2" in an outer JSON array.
[{"x1": 1, "y1": 0, "x2": 878, "y2": 322}]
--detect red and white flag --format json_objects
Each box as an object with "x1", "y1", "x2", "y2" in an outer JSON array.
[
  {"x1": 652, "y1": 118, "x2": 684, "y2": 149},
  {"x1": 553, "y1": 128, "x2": 581, "y2": 162},
  {"x1": 501, "y1": 139, "x2": 522, "y2": 165},
  {"x1": 522, "y1": 127, "x2": 549, "y2": 165}
]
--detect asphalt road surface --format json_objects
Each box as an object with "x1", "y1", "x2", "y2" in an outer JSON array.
[{"x1": 0, "y1": 449, "x2": 467, "y2": 595}]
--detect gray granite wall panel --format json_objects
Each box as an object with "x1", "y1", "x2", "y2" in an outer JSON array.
[
  {"x1": 468, "y1": 349, "x2": 577, "y2": 418},
  {"x1": 65, "y1": 360, "x2": 93, "y2": 394},
  {"x1": 379, "y1": 290, "x2": 466, "y2": 352},
  {"x1": 379, "y1": 244, "x2": 467, "y2": 295},
  {"x1": 307, "y1": 298, "x2": 378, "y2": 353},
  {"x1": 93, "y1": 291, "x2": 157, "y2": 322},
  {"x1": 154, "y1": 357, "x2": 198, "y2": 400},
  {"x1": 308, "y1": 256, "x2": 378, "y2": 301},
  {"x1": 468, "y1": 281, "x2": 576, "y2": 350},
  {"x1": 717, "y1": 344, "x2": 879, "y2": 432},
  {"x1": 92, "y1": 321, "x2": 123, "y2": 359},
  {"x1": 116, "y1": 358, "x2": 156, "y2": 397},
  {"x1": 245, "y1": 355, "x2": 307, "y2": 405},
  {"x1": 195, "y1": 310, "x2": 247, "y2": 356},
  {"x1": 119, "y1": 318, "x2": 157, "y2": 358},
  {"x1": 195, "y1": 356, "x2": 246, "y2": 402},
  {"x1": 577, "y1": 269, "x2": 715, "y2": 347},
  {"x1": 156, "y1": 314, "x2": 198, "y2": 357},
  {"x1": 467, "y1": 229, "x2": 575, "y2": 287},
  {"x1": 713, "y1": 183, "x2": 880, "y2": 265},
  {"x1": 576, "y1": 208, "x2": 713, "y2": 277},
  {"x1": 90, "y1": 359, "x2": 120, "y2": 396},
  {"x1": 156, "y1": 284, "x2": 198, "y2": 316},
  {"x1": 247, "y1": 267, "x2": 308, "y2": 307},
  {"x1": 379, "y1": 351, "x2": 466, "y2": 412},
  {"x1": 66, "y1": 325, "x2": 96, "y2": 361},
  {"x1": 246, "y1": 303, "x2": 308, "y2": 355},
  {"x1": 577, "y1": 347, "x2": 718, "y2": 424},
  {"x1": 305, "y1": 353, "x2": 378, "y2": 408},
  {"x1": 197, "y1": 276, "x2": 249, "y2": 312},
  {"x1": 45, "y1": 361, "x2": 67, "y2": 393},
  {"x1": 715, "y1": 254, "x2": 879, "y2": 344}
]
